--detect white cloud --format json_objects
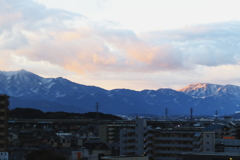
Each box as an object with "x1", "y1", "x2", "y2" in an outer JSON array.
[{"x1": 2, "y1": 0, "x2": 240, "y2": 90}]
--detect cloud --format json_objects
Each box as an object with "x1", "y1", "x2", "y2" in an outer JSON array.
[
  {"x1": 142, "y1": 22, "x2": 240, "y2": 68},
  {"x1": 1, "y1": 0, "x2": 240, "y2": 76},
  {"x1": 0, "y1": 52, "x2": 13, "y2": 70}
]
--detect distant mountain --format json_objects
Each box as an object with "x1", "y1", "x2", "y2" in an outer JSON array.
[
  {"x1": 0, "y1": 69, "x2": 105, "y2": 100},
  {"x1": 177, "y1": 83, "x2": 240, "y2": 98},
  {"x1": 1, "y1": 70, "x2": 240, "y2": 116},
  {"x1": 177, "y1": 83, "x2": 240, "y2": 115}
]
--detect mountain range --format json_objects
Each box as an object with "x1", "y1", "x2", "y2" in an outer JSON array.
[{"x1": 1, "y1": 69, "x2": 240, "y2": 116}]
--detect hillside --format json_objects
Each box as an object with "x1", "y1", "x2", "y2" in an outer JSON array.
[{"x1": 1, "y1": 70, "x2": 240, "y2": 116}]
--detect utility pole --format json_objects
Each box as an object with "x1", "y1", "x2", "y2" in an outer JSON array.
[
  {"x1": 96, "y1": 102, "x2": 99, "y2": 121},
  {"x1": 165, "y1": 108, "x2": 168, "y2": 119},
  {"x1": 190, "y1": 107, "x2": 193, "y2": 121},
  {"x1": 216, "y1": 110, "x2": 218, "y2": 120}
]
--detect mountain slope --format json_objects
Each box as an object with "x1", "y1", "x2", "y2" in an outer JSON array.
[
  {"x1": 178, "y1": 83, "x2": 240, "y2": 114},
  {"x1": 0, "y1": 69, "x2": 106, "y2": 101},
  {"x1": 1, "y1": 70, "x2": 240, "y2": 115},
  {"x1": 177, "y1": 83, "x2": 240, "y2": 98}
]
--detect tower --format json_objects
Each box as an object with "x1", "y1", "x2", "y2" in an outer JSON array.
[
  {"x1": 96, "y1": 102, "x2": 99, "y2": 121},
  {"x1": 165, "y1": 108, "x2": 168, "y2": 119},
  {"x1": 215, "y1": 110, "x2": 218, "y2": 120},
  {"x1": 190, "y1": 107, "x2": 193, "y2": 121}
]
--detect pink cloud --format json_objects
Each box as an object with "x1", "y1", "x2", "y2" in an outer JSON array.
[{"x1": 2, "y1": 0, "x2": 240, "y2": 77}]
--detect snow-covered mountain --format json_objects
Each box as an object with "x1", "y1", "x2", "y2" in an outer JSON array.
[
  {"x1": 177, "y1": 83, "x2": 240, "y2": 115},
  {"x1": 177, "y1": 83, "x2": 240, "y2": 98},
  {"x1": 1, "y1": 70, "x2": 240, "y2": 115},
  {"x1": 0, "y1": 69, "x2": 105, "y2": 101}
]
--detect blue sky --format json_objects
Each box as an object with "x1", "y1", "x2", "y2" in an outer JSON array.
[{"x1": 1, "y1": 0, "x2": 240, "y2": 90}]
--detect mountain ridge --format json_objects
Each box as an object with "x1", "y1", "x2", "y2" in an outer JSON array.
[
  {"x1": 1, "y1": 69, "x2": 240, "y2": 115},
  {"x1": 178, "y1": 82, "x2": 240, "y2": 98}
]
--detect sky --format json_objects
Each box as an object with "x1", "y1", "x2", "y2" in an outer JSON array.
[{"x1": 1, "y1": 0, "x2": 240, "y2": 91}]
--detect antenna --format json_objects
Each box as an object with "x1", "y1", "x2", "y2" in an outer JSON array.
[
  {"x1": 96, "y1": 102, "x2": 99, "y2": 121},
  {"x1": 165, "y1": 108, "x2": 168, "y2": 119},
  {"x1": 136, "y1": 114, "x2": 138, "y2": 119},
  {"x1": 190, "y1": 107, "x2": 193, "y2": 121},
  {"x1": 215, "y1": 110, "x2": 218, "y2": 120}
]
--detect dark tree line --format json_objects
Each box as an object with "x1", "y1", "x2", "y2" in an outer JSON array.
[{"x1": 9, "y1": 108, "x2": 122, "y2": 120}]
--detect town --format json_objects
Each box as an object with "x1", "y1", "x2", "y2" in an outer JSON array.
[{"x1": 1, "y1": 94, "x2": 240, "y2": 160}]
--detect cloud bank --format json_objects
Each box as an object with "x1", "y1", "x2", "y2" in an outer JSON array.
[{"x1": 1, "y1": 0, "x2": 240, "y2": 90}]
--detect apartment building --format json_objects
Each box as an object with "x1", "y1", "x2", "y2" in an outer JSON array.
[
  {"x1": 203, "y1": 122, "x2": 237, "y2": 139},
  {"x1": 120, "y1": 118, "x2": 220, "y2": 160},
  {"x1": 0, "y1": 94, "x2": 9, "y2": 152},
  {"x1": 120, "y1": 119, "x2": 149, "y2": 156},
  {"x1": 99, "y1": 124, "x2": 135, "y2": 143}
]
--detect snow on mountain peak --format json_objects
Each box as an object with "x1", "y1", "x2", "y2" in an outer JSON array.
[
  {"x1": 0, "y1": 69, "x2": 31, "y2": 77},
  {"x1": 177, "y1": 83, "x2": 240, "y2": 98},
  {"x1": 178, "y1": 83, "x2": 205, "y2": 91}
]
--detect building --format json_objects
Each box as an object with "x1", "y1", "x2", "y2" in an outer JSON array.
[
  {"x1": 215, "y1": 139, "x2": 240, "y2": 153},
  {"x1": 99, "y1": 124, "x2": 135, "y2": 143},
  {"x1": 120, "y1": 118, "x2": 149, "y2": 156},
  {"x1": 0, "y1": 94, "x2": 9, "y2": 152},
  {"x1": 48, "y1": 136, "x2": 85, "y2": 148},
  {"x1": 119, "y1": 118, "x2": 232, "y2": 160}
]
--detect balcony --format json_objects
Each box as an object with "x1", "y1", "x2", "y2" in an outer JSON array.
[
  {"x1": 126, "y1": 149, "x2": 135, "y2": 152},
  {"x1": 108, "y1": 136, "x2": 115, "y2": 138},
  {"x1": 125, "y1": 142, "x2": 135, "y2": 145},
  {"x1": 155, "y1": 143, "x2": 193, "y2": 148},
  {"x1": 144, "y1": 133, "x2": 154, "y2": 140},
  {"x1": 126, "y1": 135, "x2": 135, "y2": 137},
  {"x1": 192, "y1": 144, "x2": 203, "y2": 152},
  {"x1": 144, "y1": 147, "x2": 154, "y2": 153},
  {"x1": 108, "y1": 128, "x2": 115, "y2": 131},
  {"x1": 192, "y1": 138, "x2": 203, "y2": 145},
  {"x1": 155, "y1": 157, "x2": 180, "y2": 160},
  {"x1": 155, "y1": 150, "x2": 185, "y2": 154},
  {"x1": 156, "y1": 137, "x2": 194, "y2": 141},
  {"x1": 145, "y1": 153, "x2": 154, "y2": 157},
  {"x1": 144, "y1": 140, "x2": 154, "y2": 146}
]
